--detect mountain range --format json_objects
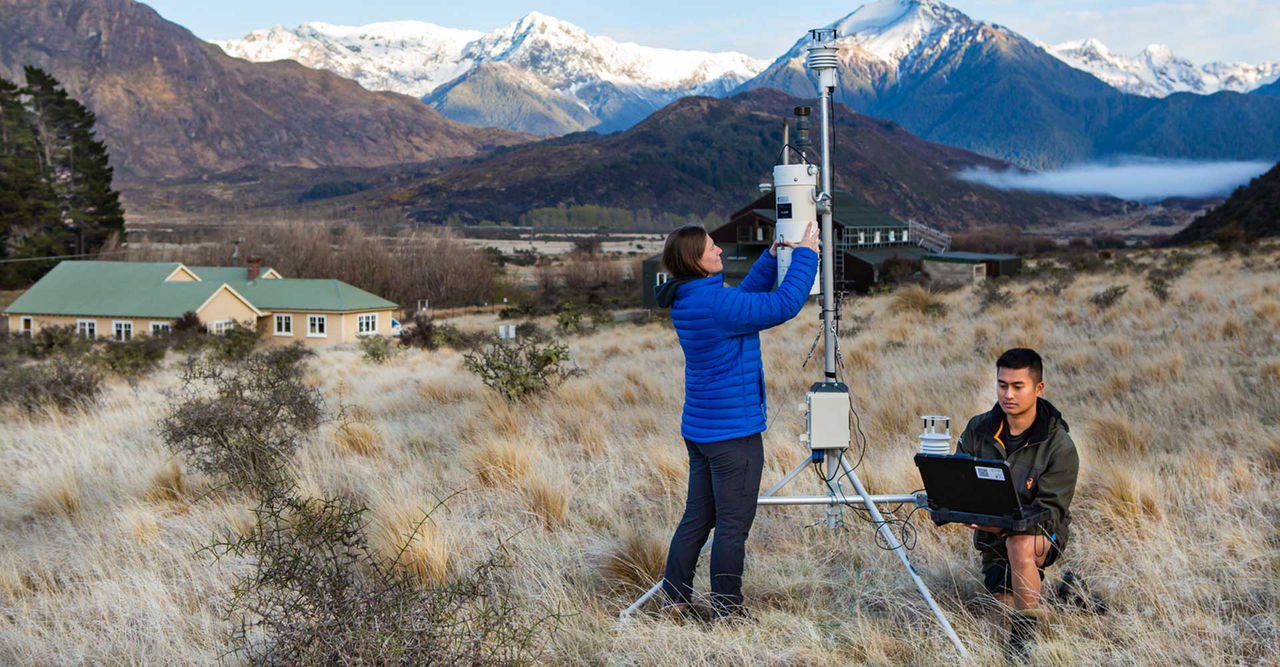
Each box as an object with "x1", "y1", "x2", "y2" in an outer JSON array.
[
  {"x1": 217, "y1": 0, "x2": 1280, "y2": 170},
  {"x1": 216, "y1": 14, "x2": 767, "y2": 136},
  {"x1": 1041, "y1": 40, "x2": 1279, "y2": 98},
  {"x1": 371, "y1": 89, "x2": 1128, "y2": 230},
  {"x1": 0, "y1": 0, "x2": 528, "y2": 181}
]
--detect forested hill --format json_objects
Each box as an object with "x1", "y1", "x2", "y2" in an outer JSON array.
[
  {"x1": 1169, "y1": 161, "x2": 1280, "y2": 244},
  {"x1": 389, "y1": 89, "x2": 1129, "y2": 231},
  {"x1": 0, "y1": 68, "x2": 122, "y2": 287}
]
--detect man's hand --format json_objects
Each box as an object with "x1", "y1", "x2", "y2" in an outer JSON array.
[{"x1": 967, "y1": 523, "x2": 1007, "y2": 535}]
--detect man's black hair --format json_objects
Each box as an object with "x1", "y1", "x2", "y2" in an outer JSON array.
[{"x1": 997, "y1": 348, "x2": 1043, "y2": 383}]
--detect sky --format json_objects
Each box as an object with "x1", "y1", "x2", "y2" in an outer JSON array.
[{"x1": 142, "y1": 0, "x2": 1279, "y2": 64}]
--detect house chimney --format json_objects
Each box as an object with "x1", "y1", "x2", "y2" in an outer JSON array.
[{"x1": 247, "y1": 257, "x2": 261, "y2": 281}]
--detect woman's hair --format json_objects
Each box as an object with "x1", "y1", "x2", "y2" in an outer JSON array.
[{"x1": 661, "y1": 225, "x2": 709, "y2": 280}]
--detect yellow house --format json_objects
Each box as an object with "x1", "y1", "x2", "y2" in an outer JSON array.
[{"x1": 4, "y1": 261, "x2": 398, "y2": 347}]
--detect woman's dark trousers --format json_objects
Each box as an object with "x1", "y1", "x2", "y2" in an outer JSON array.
[{"x1": 662, "y1": 433, "x2": 764, "y2": 615}]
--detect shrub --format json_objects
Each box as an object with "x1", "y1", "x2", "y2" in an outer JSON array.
[
  {"x1": 399, "y1": 315, "x2": 485, "y2": 350},
  {"x1": 92, "y1": 335, "x2": 168, "y2": 379},
  {"x1": 556, "y1": 302, "x2": 586, "y2": 334},
  {"x1": 159, "y1": 345, "x2": 321, "y2": 492},
  {"x1": 1145, "y1": 267, "x2": 1181, "y2": 303},
  {"x1": 0, "y1": 357, "x2": 102, "y2": 412},
  {"x1": 1089, "y1": 285, "x2": 1129, "y2": 311},
  {"x1": 10, "y1": 325, "x2": 84, "y2": 359},
  {"x1": 464, "y1": 338, "x2": 581, "y2": 402},
  {"x1": 210, "y1": 490, "x2": 556, "y2": 664},
  {"x1": 208, "y1": 324, "x2": 259, "y2": 362},
  {"x1": 359, "y1": 335, "x2": 397, "y2": 364},
  {"x1": 976, "y1": 279, "x2": 1014, "y2": 308}
]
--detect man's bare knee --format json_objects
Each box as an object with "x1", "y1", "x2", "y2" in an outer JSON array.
[{"x1": 1006, "y1": 534, "x2": 1038, "y2": 566}]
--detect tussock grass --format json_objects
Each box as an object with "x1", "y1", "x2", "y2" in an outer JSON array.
[
  {"x1": 334, "y1": 421, "x2": 383, "y2": 457},
  {"x1": 468, "y1": 437, "x2": 532, "y2": 487},
  {"x1": 2, "y1": 245, "x2": 1279, "y2": 663},
  {"x1": 890, "y1": 284, "x2": 948, "y2": 317},
  {"x1": 599, "y1": 527, "x2": 667, "y2": 593}
]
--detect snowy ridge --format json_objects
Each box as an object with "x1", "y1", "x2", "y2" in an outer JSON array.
[
  {"x1": 215, "y1": 22, "x2": 482, "y2": 98},
  {"x1": 215, "y1": 12, "x2": 768, "y2": 128},
  {"x1": 757, "y1": 0, "x2": 998, "y2": 81},
  {"x1": 1042, "y1": 39, "x2": 1280, "y2": 97}
]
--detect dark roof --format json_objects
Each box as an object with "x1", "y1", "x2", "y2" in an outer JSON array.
[
  {"x1": 831, "y1": 192, "x2": 908, "y2": 230},
  {"x1": 846, "y1": 247, "x2": 929, "y2": 266},
  {"x1": 923, "y1": 251, "x2": 1021, "y2": 264}
]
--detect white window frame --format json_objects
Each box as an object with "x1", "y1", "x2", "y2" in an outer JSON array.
[
  {"x1": 19, "y1": 316, "x2": 33, "y2": 337},
  {"x1": 113, "y1": 320, "x2": 133, "y2": 342},
  {"x1": 307, "y1": 315, "x2": 327, "y2": 338},
  {"x1": 274, "y1": 313, "x2": 293, "y2": 337},
  {"x1": 655, "y1": 271, "x2": 670, "y2": 287},
  {"x1": 77, "y1": 319, "x2": 97, "y2": 339},
  {"x1": 212, "y1": 320, "x2": 235, "y2": 336},
  {"x1": 150, "y1": 321, "x2": 171, "y2": 335},
  {"x1": 357, "y1": 313, "x2": 378, "y2": 336}
]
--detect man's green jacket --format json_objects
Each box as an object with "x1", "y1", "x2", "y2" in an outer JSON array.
[{"x1": 956, "y1": 397, "x2": 1079, "y2": 553}]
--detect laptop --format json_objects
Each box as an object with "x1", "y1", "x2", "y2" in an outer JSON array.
[{"x1": 913, "y1": 453, "x2": 1051, "y2": 531}]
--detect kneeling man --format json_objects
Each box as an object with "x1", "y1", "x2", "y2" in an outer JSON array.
[{"x1": 956, "y1": 348, "x2": 1078, "y2": 657}]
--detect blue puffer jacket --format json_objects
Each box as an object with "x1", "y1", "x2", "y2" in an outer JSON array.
[{"x1": 655, "y1": 248, "x2": 818, "y2": 443}]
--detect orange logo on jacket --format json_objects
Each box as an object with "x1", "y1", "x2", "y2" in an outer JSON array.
[{"x1": 1026, "y1": 477, "x2": 1034, "y2": 490}]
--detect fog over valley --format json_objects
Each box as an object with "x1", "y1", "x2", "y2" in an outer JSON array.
[{"x1": 956, "y1": 158, "x2": 1275, "y2": 201}]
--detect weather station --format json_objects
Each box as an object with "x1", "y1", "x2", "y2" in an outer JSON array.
[{"x1": 621, "y1": 27, "x2": 969, "y2": 658}]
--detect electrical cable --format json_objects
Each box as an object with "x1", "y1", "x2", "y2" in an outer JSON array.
[{"x1": 776, "y1": 143, "x2": 814, "y2": 167}]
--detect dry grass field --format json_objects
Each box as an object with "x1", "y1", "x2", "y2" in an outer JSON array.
[{"x1": 2, "y1": 245, "x2": 1278, "y2": 664}]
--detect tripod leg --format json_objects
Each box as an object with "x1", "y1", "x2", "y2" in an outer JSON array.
[
  {"x1": 838, "y1": 453, "x2": 969, "y2": 658},
  {"x1": 619, "y1": 454, "x2": 815, "y2": 620}
]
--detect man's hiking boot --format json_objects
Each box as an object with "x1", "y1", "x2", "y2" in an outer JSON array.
[
  {"x1": 1006, "y1": 609, "x2": 1041, "y2": 663},
  {"x1": 1054, "y1": 570, "x2": 1109, "y2": 615}
]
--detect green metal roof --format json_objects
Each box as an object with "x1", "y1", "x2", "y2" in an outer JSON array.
[
  {"x1": 4, "y1": 261, "x2": 396, "y2": 317},
  {"x1": 923, "y1": 251, "x2": 1021, "y2": 264}
]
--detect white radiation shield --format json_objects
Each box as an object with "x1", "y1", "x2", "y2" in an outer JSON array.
[{"x1": 772, "y1": 163, "x2": 821, "y2": 295}]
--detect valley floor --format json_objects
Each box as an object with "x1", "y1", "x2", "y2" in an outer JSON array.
[{"x1": 1, "y1": 245, "x2": 1278, "y2": 664}]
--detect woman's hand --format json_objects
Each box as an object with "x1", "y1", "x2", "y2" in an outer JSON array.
[
  {"x1": 771, "y1": 222, "x2": 820, "y2": 256},
  {"x1": 797, "y1": 222, "x2": 819, "y2": 253}
]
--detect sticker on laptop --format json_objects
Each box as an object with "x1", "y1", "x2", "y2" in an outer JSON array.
[{"x1": 974, "y1": 466, "x2": 1006, "y2": 481}]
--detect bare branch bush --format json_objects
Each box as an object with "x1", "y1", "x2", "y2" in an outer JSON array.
[
  {"x1": 209, "y1": 491, "x2": 557, "y2": 665},
  {"x1": 159, "y1": 344, "x2": 321, "y2": 494}
]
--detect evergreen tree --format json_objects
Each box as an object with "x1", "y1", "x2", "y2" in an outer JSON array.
[
  {"x1": 0, "y1": 76, "x2": 62, "y2": 287},
  {"x1": 22, "y1": 66, "x2": 124, "y2": 259}
]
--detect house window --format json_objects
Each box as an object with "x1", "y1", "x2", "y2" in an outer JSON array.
[
  {"x1": 274, "y1": 314, "x2": 293, "y2": 336},
  {"x1": 77, "y1": 320, "x2": 96, "y2": 339},
  {"x1": 212, "y1": 320, "x2": 235, "y2": 336},
  {"x1": 357, "y1": 313, "x2": 377, "y2": 335},
  {"x1": 150, "y1": 322, "x2": 171, "y2": 335},
  {"x1": 307, "y1": 315, "x2": 327, "y2": 338},
  {"x1": 655, "y1": 271, "x2": 670, "y2": 287},
  {"x1": 857, "y1": 232, "x2": 866, "y2": 245},
  {"x1": 888, "y1": 231, "x2": 896, "y2": 243},
  {"x1": 113, "y1": 321, "x2": 133, "y2": 341},
  {"x1": 19, "y1": 317, "x2": 33, "y2": 337}
]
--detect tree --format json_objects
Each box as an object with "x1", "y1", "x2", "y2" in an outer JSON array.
[
  {"x1": 0, "y1": 75, "x2": 62, "y2": 286},
  {"x1": 22, "y1": 67, "x2": 124, "y2": 259}
]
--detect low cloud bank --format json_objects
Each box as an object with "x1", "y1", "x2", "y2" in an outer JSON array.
[{"x1": 957, "y1": 158, "x2": 1275, "y2": 201}]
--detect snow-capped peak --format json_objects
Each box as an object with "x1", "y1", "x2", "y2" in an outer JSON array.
[
  {"x1": 772, "y1": 0, "x2": 987, "y2": 75},
  {"x1": 1042, "y1": 39, "x2": 1280, "y2": 97}
]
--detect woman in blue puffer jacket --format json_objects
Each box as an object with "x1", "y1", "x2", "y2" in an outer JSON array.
[{"x1": 653, "y1": 222, "x2": 819, "y2": 621}]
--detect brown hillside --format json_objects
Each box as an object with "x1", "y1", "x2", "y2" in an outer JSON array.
[
  {"x1": 0, "y1": 0, "x2": 530, "y2": 180},
  {"x1": 392, "y1": 90, "x2": 1130, "y2": 230}
]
